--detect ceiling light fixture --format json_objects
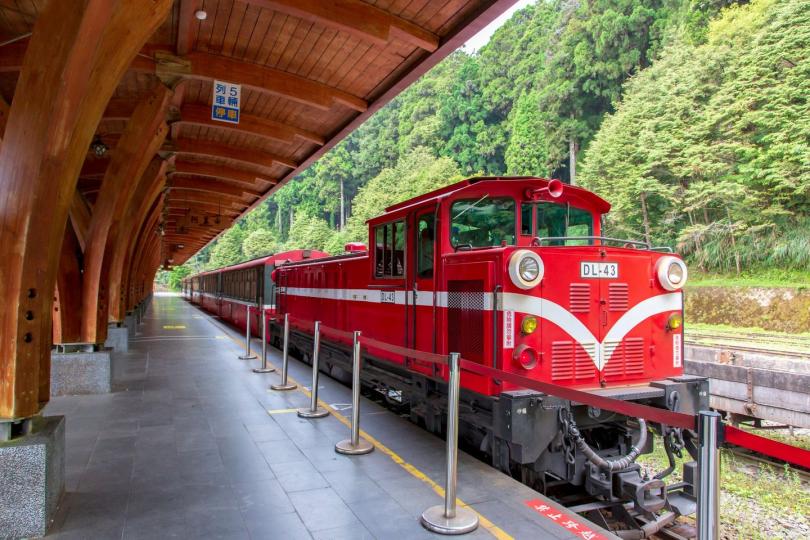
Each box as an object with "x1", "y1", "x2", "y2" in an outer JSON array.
[
  {"x1": 90, "y1": 135, "x2": 108, "y2": 157},
  {"x1": 194, "y1": 9, "x2": 207, "y2": 20}
]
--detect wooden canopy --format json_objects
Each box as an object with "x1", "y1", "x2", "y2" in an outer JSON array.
[
  {"x1": 0, "y1": 0, "x2": 517, "y2": 421},
  {"x1": 1, "y1": 0, "x2": 513, "y2": 266}
]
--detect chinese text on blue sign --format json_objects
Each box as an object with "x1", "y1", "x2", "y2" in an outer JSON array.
[{"x1": 211, "y1": 80, "x2": 241, "y2": 124}]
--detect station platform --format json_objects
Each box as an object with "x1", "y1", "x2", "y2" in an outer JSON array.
[{"x1": 43, "y1": 293, "x2": 617, "y2": 540}]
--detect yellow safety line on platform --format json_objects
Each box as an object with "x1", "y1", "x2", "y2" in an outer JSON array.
[
  {"x1": 266, "y1": 408, "x2": 299, "y2": 415},
  {"x1": 200, "y1": 306, "x2": 513, "y2": 540}
]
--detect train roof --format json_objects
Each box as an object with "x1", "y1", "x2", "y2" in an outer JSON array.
[
  {"x1": 191, "y1": 249, "x2": 325, "y2": 278},
  {"x1": 381, "y1": 176, "x2": 611, "y2": 216}
]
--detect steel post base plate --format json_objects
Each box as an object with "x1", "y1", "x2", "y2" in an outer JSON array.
[
  {"x1": 270, "y1": 382, "x2": 297, "y2": 391},
  {"x1": 238, "y1": 354, "x2": 257, "y2": 360},
  {"x1": 252, "y1": 367, "x2": 276, "y2": 373},
  {"x1": 335, "y1": 438, "x2": 374, "y2": 455},
  {"x1": 420, "y1": 506, "x2": 479, "y2": 535},
  {"x1": 297, "y1": 407, "x2": 329, "y2": 419}
]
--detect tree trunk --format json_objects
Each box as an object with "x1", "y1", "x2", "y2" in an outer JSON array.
[
  {"x1": 569, "y1": 138, "x2": 578, "y2": 186},
  {"x1": 639, "y1": 192, "x2": 651, "y2": 246},
  {"x1": 289, "y1": 208, "x2": 294, "y2": 232},
  {"x1": 339, "y1": 177, "x2": 345, "y2": 230},
  {"x1": 726, "y1": 206, "x2": 741, "y2": 275}
]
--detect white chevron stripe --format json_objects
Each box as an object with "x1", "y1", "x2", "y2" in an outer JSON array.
[{"x1": 271, "y1": 286, "x2": 683, "y2": 371}]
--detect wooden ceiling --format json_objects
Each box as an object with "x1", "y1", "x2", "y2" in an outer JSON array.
[{"x1": 0, "y1": 0, "x2": 516, "y2": 266}]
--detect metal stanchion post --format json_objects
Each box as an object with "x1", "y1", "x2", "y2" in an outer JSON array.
[
  {"x1": 698, "y1": 410, "x2": 721, "y2": 540},
  {"x1": 271, "y1": 313, "x2": 297, "y2": 391},
  {"x1": 253, "y1": 312, "x2": 275, "y2": 374},
  {"x1": 297, "y1": 321, "x2": 329, "y2": 418},
  {"x1": 335, "y1": 331, "x2": 373, "y2": 455},
  {"x1": 238, "y1": 304, "x2": 257, "y2": 360},
  {"x1": 421, "y1": 353, "x2": 479, "y2": 535}
]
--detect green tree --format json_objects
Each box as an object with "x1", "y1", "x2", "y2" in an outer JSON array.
[
  {"x1": 285, "y1": 212, "x2": 334, "y2": 252},
  {"x1": 208, "y1": 226, "x2": 245, "y2": 268},
  {"x1": 505, "y1": 90, "x2": 550, "y2": 176},
  {"x1": 243, "y1": 229, "x2": 279, "y2": 260}
]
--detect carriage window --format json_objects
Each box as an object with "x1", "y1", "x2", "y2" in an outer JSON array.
[
  {"x1": 417, "y1": 214, "x2": 434, "y2": 278},
  {"x1": 536, "y1": 202, "x2": 594, "y2": 246},
  {"x1": 374, "y1": 220, "x2": 405, "y2": 278},
  {"x1": 450, "y1": 197, "x2": 515, "y2": 248},
  {"x1": 520, "y1": 203, "x2": 534, "y2": 236}
]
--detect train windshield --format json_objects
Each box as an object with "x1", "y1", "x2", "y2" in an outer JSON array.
[
  {"x1": 536, "y1": 202, "x2": 594, "y2": 245},
  {"x1": 450, "y1": 196, "x2": 516, "y2": 248}
]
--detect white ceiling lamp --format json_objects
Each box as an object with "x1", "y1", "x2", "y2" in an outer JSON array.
[{"x1": 194, "y1": 10, "x2": 207, "y2": 20}]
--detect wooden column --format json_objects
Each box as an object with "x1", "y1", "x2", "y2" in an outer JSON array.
[
  {"x1": 107, "y1": 157, "x2": 168, "y2": 322},
  {"x1": 0, "y1": 0, "x2": 172, "y2": 420},
  {"x1": 81, "y1": 85, "x2": 172, "y2": 344},
  {"x1": 53, "y1": 223, "x2": 84, "y2": 345},
  {"x1": 125, "y1": 196, "x2": 165, "y2": 311}
]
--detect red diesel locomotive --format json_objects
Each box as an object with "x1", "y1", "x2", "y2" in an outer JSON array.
[{"x1": 185, "y1": 176, "x2": 707, "y2": 533}]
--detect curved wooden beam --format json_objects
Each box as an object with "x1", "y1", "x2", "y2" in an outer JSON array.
[
  {"x1": 107, "y1": 157, "x2": 168, "y2": 321},
  {"x1": 169, "y1": 137, "x2": 298, "y2": 170},
  {"x1": 173, "y1": 160, "x2": 275, "y2": 187},
  {"x1": 81, "y1": 85, "x2": 172, "y2": 343},
  {"x1": 101, "y1": 101, "x2": 325, "y2": 146},
  {"x1": 244, "y1": 0, "x2": 439, "y2": 52},
  {"x1": 178, "y1": 104, "x2": 325, "y2": 145},
  {"x1": 169, "y1": 175, "x2": 264, "y2": 197},
  {"x1": 155, "y1": 51, "x2": 368, "y2": 112},
  {"x1": 169, "y1": 177, "x2": 258, "y2": 199},
  {"x1": 0, "y1": 0, "x2": 172, "y2": 419},
  {"x1": 53, "y1": 221, "x2": 84, "y2": 345},
  {"x1": 3, "y1": 46, "x2": 368, "y2": 113}
]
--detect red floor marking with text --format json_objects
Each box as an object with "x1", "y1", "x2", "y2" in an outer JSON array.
[{"x1": 524, "y1": 499, "x2": 608, "y2": 540}]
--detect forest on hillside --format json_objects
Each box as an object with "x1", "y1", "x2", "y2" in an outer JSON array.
[{"x1": 164, "y1": 0, "x2": 809, "y2": 288}]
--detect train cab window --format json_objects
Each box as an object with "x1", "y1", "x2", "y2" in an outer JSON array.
[
  {"x1": 374, "y1": 220, "x2": 406, "y2": 278},
  {"x1": 450, "y1": 197, "x2": 515, "y2": 249},
  {"x1": 417, "y1": 214, "x2": 434, "y2": 278},
  {"x1": 536, "y1": 202, "x2": 594, "y2": 246}
]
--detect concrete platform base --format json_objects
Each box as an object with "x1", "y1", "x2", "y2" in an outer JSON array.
[
  {"x1": 51, "y1": 349, "x2": 111, "y2": 395},
  {"x1": 0, "y1": 416, "x2": 65, "y2": 539},
  {"x1": 104, "y1": 324, "x2": 128, "y2": 352},
  {"x1": 125, "y1": 313, "x2": 136, "y2": 337}
]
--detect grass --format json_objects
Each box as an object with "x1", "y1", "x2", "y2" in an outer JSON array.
[
  {"x1": 686, "y1": 268, "x2": 810, "y2": 289},
  {"x1": 638, "y1": 435, "x2": 810, "y2": 537}
]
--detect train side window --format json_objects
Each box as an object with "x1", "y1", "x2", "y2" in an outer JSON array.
[
  {"x1": 520, "y1": 203, "x2": 534, "y2": 236},
  {"x1": 417, "y1": 214, "x2": 434, "y2": 279},
  {"x1": 374, "y1": 220, "x2": 406, "y2": 278}
]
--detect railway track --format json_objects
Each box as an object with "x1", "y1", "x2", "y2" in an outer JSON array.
[
  {"x1": 685, "y1": 329, "x2": 810, "y2": 359},
  {"x1": 726, "y1": 442, "x2": 810, "y2": 483}
]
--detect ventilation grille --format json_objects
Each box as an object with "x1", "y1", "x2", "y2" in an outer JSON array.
[
  {"x1": 448, "y1": 280, "x2": 485, "y2": 363},
  {"x1": 551, "y1": 341, "x2": 597, "y2": 381},
  {"x1": 609, "y1": 283, "x2": 629, "y2": 312},
  {"x1": 569, "y1": 283, "x2": 591, "y2": 313},
  {"x1": 602, "y1": 338, "x2": 645, "y2": 379}
]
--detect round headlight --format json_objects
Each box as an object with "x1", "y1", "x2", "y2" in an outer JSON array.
[
  {"x1": 519, "y1": 257, "x2": 540, "y2": 282},
  {"x1": 656, "y1": 256, "x2": 688, "y2": 291},
  {"x1": 508, "y1": 250, "x2": 544, "y2": 290}
]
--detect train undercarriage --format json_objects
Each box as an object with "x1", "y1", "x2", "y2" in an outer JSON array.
[{"x1": 276, "y1": 325, "x2": 709, "y2": 539}]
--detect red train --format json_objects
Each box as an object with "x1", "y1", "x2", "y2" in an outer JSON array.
[
  {"x1": 184, "y1": 176, "x2": 706, "y2": 535},
  {"x1": 182, "y1": 249, "x2": 327, "y2": 333}
]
